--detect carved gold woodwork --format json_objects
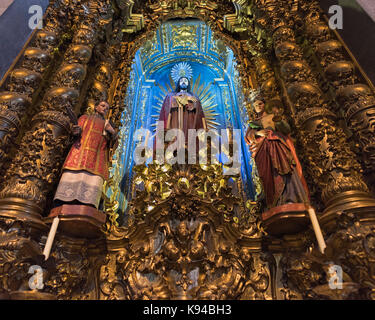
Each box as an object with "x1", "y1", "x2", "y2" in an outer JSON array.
[
  {"x1": 280, "y1": 211, "x2": 375, "y2": 300},
  {"x1": 0, "y1": 0, "x2": 74, "y2": 178},
  {"x1": 84, "y1": 16, "x2": 123, "y2": 114},
  {"x1": 0, "y1": 0, "x2": 375, "y2": 301},
  {"x1": 252, "y1": 0, "x2": 375, "y2": 234},
  {"x1": 297, "y1": 0, "x2": 375, "y2": 189},
  {"x1": 99, "y1": 163, "x2": 269, "y2": 300},
  {"x1": 252, "y1": 54, "x2": 280, "y2": 102},
  {"x1": 0, "y1": 1, "x2": 113, "y2": 221}
]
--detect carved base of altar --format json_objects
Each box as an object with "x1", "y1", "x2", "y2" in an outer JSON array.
[
  {"x1": 261, "y1": 203, "x2": 311, "y2": 235},
  {"x1": 9, "y1": 291, "x2": 57, "y2": 300},
  {"x1": 47, "y1": 204, "x2": 106, "y2": 238}
]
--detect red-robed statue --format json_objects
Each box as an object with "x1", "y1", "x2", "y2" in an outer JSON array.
[
  {"x1": 245, "y1": 97, "x2": 312, "y2": 234},
  {"x1": 46, "y1": 100, "x2": 117, "y2": 240},
  {"x1": 158, "y1": 76, "x2": 207, "y2": 137},
  {"x1": 53, "y1": 101, "x2": 117, "y2": 209}
]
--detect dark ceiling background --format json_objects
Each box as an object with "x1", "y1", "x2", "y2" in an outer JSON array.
[
  {"x1": 0, "y1": 0, "x2": 49, "y2": 80},
  {"x1": 318, "y1": 0, "x2": 375, "y2": 84}
]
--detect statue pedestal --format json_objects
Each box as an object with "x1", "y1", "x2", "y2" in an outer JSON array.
[
  {"x1": 262, "y1": 203, "x2": 311, "y2": 235},
  {"x1": 47, "y1": 204, "x2": 106, "y2": 239}
]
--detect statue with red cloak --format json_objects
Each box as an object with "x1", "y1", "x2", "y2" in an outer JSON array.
[
  {"x1": 49, "y1": 101, "x2": 118, "y2": 237},
  {"x1": 154, "y1": 63, "x2": 207, "y2": 159},
  {"x1": 158, "y1": 76, "x2": 206, "y2": 138},
  {"x1": 245, "y1": 98, "x2": 312, "y2": 235}
]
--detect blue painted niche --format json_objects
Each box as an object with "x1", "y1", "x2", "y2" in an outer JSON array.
[{"x1": 113, "y1": 19, "x2": 259, "y2": 215}]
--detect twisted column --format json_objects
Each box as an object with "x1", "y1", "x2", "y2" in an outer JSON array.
[
  {"x1": 0, "y1": 0, "x2": 74, "y2": 175},
  {"x1": 0, "y1": 2, "x2": 113, "y2": 224},
  {"x1": 299, "y1": 1, "x2": 375, "y2": 189},
  {"x1": 84, "y1": 23, "x2": 123, "y2": 116},
  {"x1": 253, "y1": 0, "x2": 375, "y2": 232},
  {"x1": 252, "y1": 53, "x2": 281, "y2": 101}
]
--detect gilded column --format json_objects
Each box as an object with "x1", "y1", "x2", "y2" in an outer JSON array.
[
  {"x1": 0, "y1": 0, "x2": 74, "y2": 175},
  {"x1": 297, "y1": 1, "x2": 375, "y2": 189},
  {"x1": 0, "y1": 1, "x2": 114, "y2": 223},
  {"x1": 84, "y1": 22, "x2": 123, "y2": 116},
  {"x1": 252, "y1": 53, "x2": 280, "y2": 101},
  {"x1": 253, "y1": 0, "x2": 375, "y2": 232}
]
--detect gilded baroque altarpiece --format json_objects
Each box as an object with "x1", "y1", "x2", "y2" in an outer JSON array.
[{"x1": 0, "y1": 0, "x2": 374, "y2": 300}]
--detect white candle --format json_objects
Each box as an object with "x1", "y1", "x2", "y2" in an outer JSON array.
[
  {"x1": 307, "y1": 208, "x2": 327, "y2": 254},
  {"x1": 43, "y1": 217, "x2": 60, "y2": 260}
]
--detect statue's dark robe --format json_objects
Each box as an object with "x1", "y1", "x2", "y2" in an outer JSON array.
[
  {"x1": 246, "y1": 121, "x2": 310, "y2": 209},
  {"x1": 158, "y1": 92, "x2": 206, "y2": 139}
]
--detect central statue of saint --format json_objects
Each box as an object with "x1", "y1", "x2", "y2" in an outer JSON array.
[{"x1": 158, "y1": 63, "x2": 207, "y2": 141}]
